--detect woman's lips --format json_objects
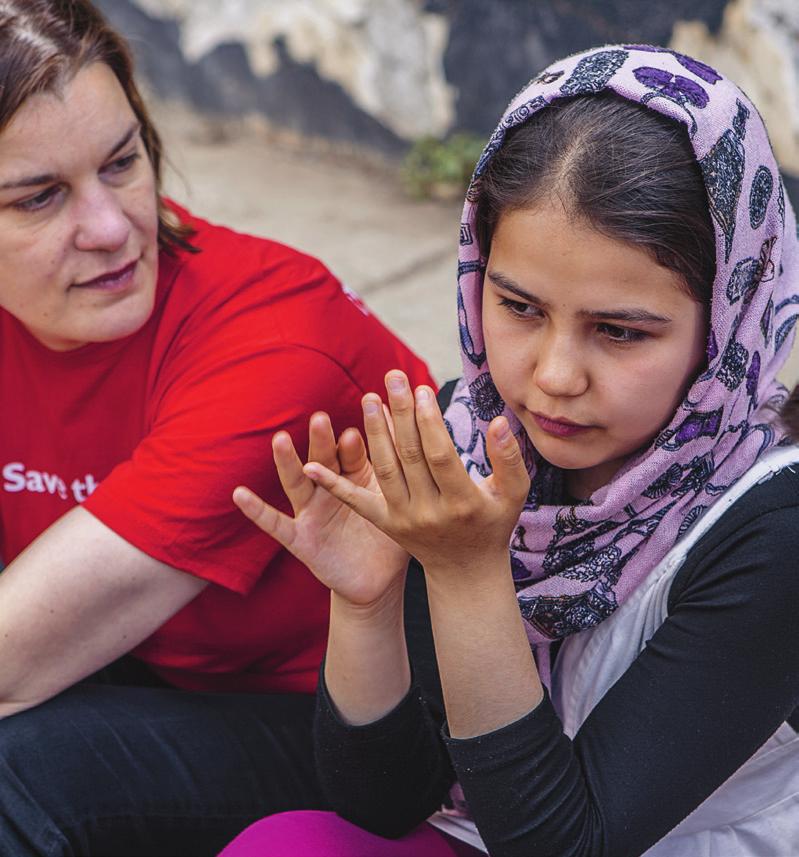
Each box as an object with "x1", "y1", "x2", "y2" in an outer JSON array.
[
  {"x1": 73, "y1": 260, "x2": 138, "y2": 292},
  {"x1": 532, "y1": 413, "x2": 591, "y2": 438}
]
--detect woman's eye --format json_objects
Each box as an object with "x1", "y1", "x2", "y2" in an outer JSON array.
[
  {"x1": 499, "y1": 297, "x2": 541, "y2": 319},
  {"x1": 598, "y1": 323, "x2": 647, "y2": 343},
  {"x1": 104, "y1": 152, "x2": 140, "y2": 175},
  {"x1": 14, "y1": 185, "x2": 61, "y2": 212}
]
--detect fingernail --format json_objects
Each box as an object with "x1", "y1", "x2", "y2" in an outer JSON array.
[
  {"x1": 496, "y1": 417, "x2": 512, "y2": 445},
  {"x1": 387, "y1": 373, "x2": 406, "y2": 394},
  {"x1": 363, "y1": 398, "x2": 380, "y2": 416},
  {"x1": 415, "y1": 386, "x2": 432, "y2": 405}
]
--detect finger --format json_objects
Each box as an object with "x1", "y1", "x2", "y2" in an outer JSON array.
[
  {"x1": 303, "y1": 461, "x2": 388, "y2": 527},
  {"x1": 413, "y1": 384, "x2": 471, "y2": 495},
  {"x1": 384, "y1": 371, "x2": 439, "y2": 497},
  {"x1": 233, "y1": 485, "x2": 298, "y2": 549},
  {"x1": 337, "y1": 427, "x2": 370, "y2": 479},
  {"x1": 361, "y1": 393, "x2": 410, "y2": 505},
  {"x1": 484, "y1": 416, "x2": 530, "y2": 504},
  {"x1": 307, "y1": 411, "x2": 341, "y2": 474},
  {"x1": 272, "y1": 431, "x2": 315, "y2": 513}
]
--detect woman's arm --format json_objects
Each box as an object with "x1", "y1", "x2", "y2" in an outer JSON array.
[{"x1": 0, "y1": 506, "x2": 205, "y2": 716}]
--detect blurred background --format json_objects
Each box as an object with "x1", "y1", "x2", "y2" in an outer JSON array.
[{"x1": 96, "y1": 0, "x2": 799, "y2": 384}]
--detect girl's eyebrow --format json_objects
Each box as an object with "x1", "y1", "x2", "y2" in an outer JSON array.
[
  {"x1": 487, "y1": 270, "x2": 546, "y2": 305},
  {"x1": 486, "y1": 269, "x2": 672, "y2": 325},
  {"x1": 0, "y1": 121, "x2": 141, "y2": 191}
]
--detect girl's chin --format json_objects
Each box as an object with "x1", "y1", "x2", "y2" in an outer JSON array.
[
  {"x1": 530, "y1": 437, "x2": 625, "y2": 487},
  {"x1": 528, "y1": 433, "x2": 595, "y2": 470}
]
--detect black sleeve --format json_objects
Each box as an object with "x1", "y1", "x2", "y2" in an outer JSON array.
[
  {"x1": 312, "y1": 559, "x2": 454, "y2": 838},
  {"x1": 442, "y1": 470, "x2": 799, "y2": 857}
]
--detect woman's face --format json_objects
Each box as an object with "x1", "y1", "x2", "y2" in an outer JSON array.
[
  {"x1": 0, "y1": 62, "x2": 159, "y2": 350},
  {"x1": 482, "y1": 202, "x2": 708, "y2": 498}
]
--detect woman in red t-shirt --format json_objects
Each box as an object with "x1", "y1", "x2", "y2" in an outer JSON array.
[{"x1": 0, "y1": 2, "x2": 432, "y2": 855}]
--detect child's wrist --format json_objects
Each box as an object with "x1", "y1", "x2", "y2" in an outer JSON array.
[{"x1": 330, "y1": 573, "x2": 406, "y2": 626}]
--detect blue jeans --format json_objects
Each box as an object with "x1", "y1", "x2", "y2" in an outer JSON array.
[{"x1": 0, "y1": 661, "x2": 324, "y2": 856}]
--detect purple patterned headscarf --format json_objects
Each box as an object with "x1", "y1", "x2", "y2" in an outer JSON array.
[{"x1": 445, "y1": 45, "x2": 799, "y2": 679}]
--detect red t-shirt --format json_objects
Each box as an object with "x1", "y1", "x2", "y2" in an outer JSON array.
[{"x1": 0, "y1": 205, "x2": 434, "y2": 694}]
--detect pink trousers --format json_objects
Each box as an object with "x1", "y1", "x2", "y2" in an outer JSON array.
[{"x1": 219, "y1": 811, "x2": 483, "y2": 857}]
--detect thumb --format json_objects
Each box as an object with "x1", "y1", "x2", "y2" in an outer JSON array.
[
  {"x1": 232, "y1": 485, "x2": 298, "y2": 550},
  {"x1": 485, "y1": 416, "x2": 530, "y2": 503}
]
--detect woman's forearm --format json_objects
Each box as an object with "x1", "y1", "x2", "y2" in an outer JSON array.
[
  {"x1": 424, "y1": 557, "x2": 543, "y2": 739},
  {"x1": 324, "y1": 573, "x2": 412, "y2": 725}
]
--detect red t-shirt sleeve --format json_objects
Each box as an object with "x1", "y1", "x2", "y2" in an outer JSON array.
[{"x1": 84, "y1": 341, "x2": 368, "y2": 594}]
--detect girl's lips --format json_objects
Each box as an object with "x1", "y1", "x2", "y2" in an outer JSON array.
[
  {"x1": 73, "y1": 260, "x2": 138, "y2": 292},
  {"x1": 532, "y1": 413, "x2": 591, "y2": 438}
]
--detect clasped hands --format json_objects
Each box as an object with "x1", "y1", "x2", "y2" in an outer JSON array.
[{"x1": 234, "y1": 371, "x2": 530, "y2": 607}]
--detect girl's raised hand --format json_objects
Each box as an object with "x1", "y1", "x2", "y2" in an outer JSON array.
[
  {"x1": 233, "y1": 412, "x2": 409, "y2": 607},
  {"x1": 304, "y1": 372, "x2": 531, "y2": 578}
]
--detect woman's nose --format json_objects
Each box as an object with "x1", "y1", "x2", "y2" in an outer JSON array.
[
  {"x1": 533, "y1": 333, "x2": 589, "y2": 398},
  {"x1": 72, "y1": 187, "x2": 131, "y2": 253}
]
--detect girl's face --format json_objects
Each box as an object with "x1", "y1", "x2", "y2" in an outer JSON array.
[
  {"x1": 483, "y1": 203, "x2": 708, "y2": 498},
  {"x1": 0, "y1": 62, "x2": 159, "y2": 351}
]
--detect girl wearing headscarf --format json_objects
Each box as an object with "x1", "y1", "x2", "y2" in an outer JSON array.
[{"x1": 228, "y1": 45, "x2": 799, "y2": 856}]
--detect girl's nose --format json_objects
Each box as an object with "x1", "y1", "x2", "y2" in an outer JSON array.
[
  {"x1": 72, "y1": 187, "x2": 131, "y2": 253},
  {"x1": 533, "y1": 333, "x2": 589, "y2": 398}
]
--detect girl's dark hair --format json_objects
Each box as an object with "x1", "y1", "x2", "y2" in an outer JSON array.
[
  {"x1": 0, "y1": 0, "x2": 195, "y2": 254},
  {"x1": 780, "y1": 386, "x2": 799, "y2": 441},
  {"x1": 475, "y1": 93, "x2": 715, "y2": 305}
]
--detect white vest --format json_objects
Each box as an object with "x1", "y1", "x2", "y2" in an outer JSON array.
[
  {"x1": 431, "y1": 445, "x2": 799, "y2": 855},
  {"x1": 552, "y1": 445, "x2": 799, "y2": 856}
]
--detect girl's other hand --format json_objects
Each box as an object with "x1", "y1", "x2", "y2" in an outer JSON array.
[
  {"x1": 304, "y1": 372, "x2": 530, "y2": 580},
  {"x1": 233, "y1": 412, "x2": 409, "y2": 608}
]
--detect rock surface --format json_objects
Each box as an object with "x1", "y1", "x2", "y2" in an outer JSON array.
[
  {"x1": 671, "y1": 0, "x2": 799, "y2": 173},
  {"x1": 97, "y1": 1, "x2": 798, "y2": 176}
]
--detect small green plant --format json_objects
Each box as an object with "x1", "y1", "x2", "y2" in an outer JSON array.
[{"x1": 401, "y1": 132, "x2": 485, "y2": 200}]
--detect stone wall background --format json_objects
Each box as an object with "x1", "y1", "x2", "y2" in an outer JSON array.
[
  {"x1": 90, "y1": 0, "x2": 799, "y2": 385},
  {"x1": 98, "y1": 0, "x2": 798, "y2": 188}
]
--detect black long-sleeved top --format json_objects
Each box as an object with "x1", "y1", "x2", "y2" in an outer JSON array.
[{"x1": 313, "y1": 463, "x2": 799, "y2": 856}]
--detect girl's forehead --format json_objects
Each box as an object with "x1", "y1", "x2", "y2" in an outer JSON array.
[{"x1": 487, "y1": 204, "x2": 693, "y2": 310}]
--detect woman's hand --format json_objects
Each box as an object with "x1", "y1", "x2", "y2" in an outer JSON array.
[
  {"x1": 233, "y1": 412, "x2": 409, "y2": 608},
  {"x1": 303, "y1": 371, "x2": 530, "y2": 580}
]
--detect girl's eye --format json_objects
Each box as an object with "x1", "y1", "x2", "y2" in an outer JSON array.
[
  {"x1": 104, "y1": 152, "x2": 140, "y2": 175},
  {"x1": 14, "y1": 185, "x2": 61, "y2": 212},
  {"x1": 499, "y1": 296, "x2": 542, "y2": 319},
  {"x1": 598, "y1": 322, "x2": 648, "y2": 343}
]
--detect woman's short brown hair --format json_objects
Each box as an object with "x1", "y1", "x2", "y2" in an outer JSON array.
[{"x1": 0, "y1": 0, "x2": 193, "y2": 253}]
